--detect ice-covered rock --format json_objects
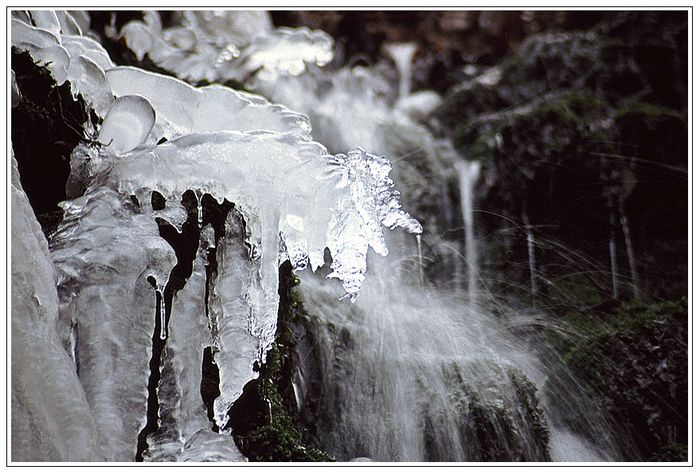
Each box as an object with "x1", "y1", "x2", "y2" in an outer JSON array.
[
  {"x1": 119, "y1": 11, "x2": 333, "y2": 84},
  {"x1": 50, "y1": 187, "x2": 177, "y2": 461},
  {"x1": 11, "y1": 151, "x2": 101, "y2": 462},
  {"x1": 98, "y1": 95, "x2": 156, "y2": 154},
  {"x1": 11, "y1": 12, "x2": 114, "y2": 116}
]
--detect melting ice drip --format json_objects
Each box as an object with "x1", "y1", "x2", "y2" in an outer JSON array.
[{"x1": 157, "y1": 287, "x2": 166, "y2": 340}]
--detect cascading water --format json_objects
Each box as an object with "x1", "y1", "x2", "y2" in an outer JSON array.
[
  {"x1": 385, "y1": 42, "x2": 417, "y2": 99},
  {"x1": 294, "y1": 258, "x2": 614, "y2": 461},
  {"x1": 618, "y1": 197, "x2": 640, "y2": 298},
  {"x1": 455, "y1": 160, "x2": 482, "y2": 303}
]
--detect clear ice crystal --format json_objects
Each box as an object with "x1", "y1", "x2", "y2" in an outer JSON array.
[
  {"x1": 106, "y1": 67, "x2": 312, "y2": 144},
  {"x1": 97, "y1": 95, "x2": 156, "y2": 154}
]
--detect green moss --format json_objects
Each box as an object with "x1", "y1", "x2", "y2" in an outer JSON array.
[
  {"x1": 529, "y1": 90, "x2": 606, "y2": 126},
  {"x1": 463, "y1": 135, "x2": 493, "y2": 161},
  {"x1": 420, "y1": 362, "x2": 550, "y2": 461},
  {"x1": 614, "y1": 100, "x2": 686, "y2": 124},
  {"x1": 648, "y1": 443, "x2": 688, "y2": 462},
  {"x1": 464, "y1": 368, "x2": 550, "y2": 462}
]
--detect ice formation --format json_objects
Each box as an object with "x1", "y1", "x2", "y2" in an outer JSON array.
[
  {"x1": 119, "y1": 10, "x2": 333, "y2": 83},
  {"x1": 51, "y1": 187, "x2": 177, "y2": 461},
  {"x1": 97, "y1": 95, "x2": 156, "y2": 154},
  {"x1": 11, "y1": 152, "x2": 101, "y2": 462},
  {"x1": 11, "y1": 10, "x2": 420, "y2": 462}
]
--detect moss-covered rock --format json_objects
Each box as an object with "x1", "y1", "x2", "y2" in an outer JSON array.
[
  {"x1": 544, "y1": 298, "x2": 688, "y2": 461},
  {"x1": 419, "y1": 361, "x2": 550, "y2": 462},
  {"x1": 437, "y1": 11, "x2": 687, "y2": 305}
]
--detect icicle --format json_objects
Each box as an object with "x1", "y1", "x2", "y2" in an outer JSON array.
[
  {"x1": 195, "y1": 190, "x2": 204, "y2": 227},
  {"x1": 70, "y1": 323, "x2": 78, "y2": 369},
  {"x1": 618, "y1": 197, "x2": 640, "y2": 298},
  {"x1": 157, "y1": 287, "x2": 167, "y2": 340},
  {"x1": 416, "y1": 234, "x2": 424, "y2": 288}
]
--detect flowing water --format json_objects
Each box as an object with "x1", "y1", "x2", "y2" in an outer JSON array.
[
  {"x1": 268, "y1": 40, "x2": 624, "y2": 462},
  {"x1": 294, "y1": 256, "x2": 615, "y2": 461},
  {"x1": 455, "y1": 160, "x2": 482, "y2": 303}
]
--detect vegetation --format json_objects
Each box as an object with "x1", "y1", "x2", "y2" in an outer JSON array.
[{"x1": 544, "y1": 299, "x2": 688, "y2": 461}]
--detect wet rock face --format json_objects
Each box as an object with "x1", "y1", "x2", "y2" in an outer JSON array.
[
  {"x1": 227, "y1": 264, "x2": 333, "y2": 462},
  {"x1": 438, "y1": 11, "x2": 688, "y2": 302},
  {"x1": 11, "y1": 49, "x2": 90, "y2": 236},
  {"x1": 290, "y1": 295, "x2": 551, "y2": 462},
  {"x1": 422, "y1": 364, "x2": 551, "y2": 462}
]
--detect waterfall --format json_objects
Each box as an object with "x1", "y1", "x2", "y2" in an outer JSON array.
[
  {"x1": 455, "y1": 160, "x2": 481, "y2": 303},
  {"x1": 294, "y1": 264, "x2": 613, "y2": 462},
  {"x1": 521, "y1": 212, "x2": 537, "y2": 300},
  {"x1": 12, "y1": 10, "x2": 642, "y2": 464},
  {"x1": 385, "y1": 42, "x2": 417, "y2": 99}
]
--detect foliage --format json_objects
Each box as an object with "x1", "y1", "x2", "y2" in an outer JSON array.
[{"x1": 438, "y1": 11, "x2": 687, "y2": 304}]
